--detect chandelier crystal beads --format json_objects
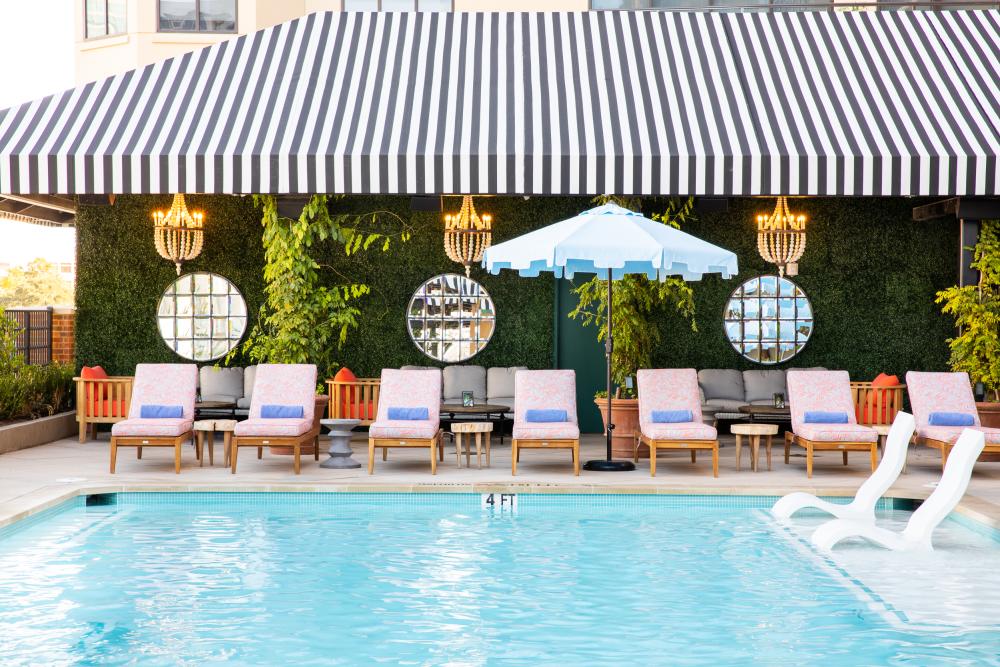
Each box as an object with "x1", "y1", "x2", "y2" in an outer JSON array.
[
  {"x1": 153, "y1": 194, "x2": 205, "y2": 275},
  {"x1": 756, "y1": 196, "x2": 806, "y2": 277}
]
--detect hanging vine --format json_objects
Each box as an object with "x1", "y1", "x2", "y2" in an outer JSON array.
[
  {"x1": 231, "y1": 195, "x2": 410, "y2": 377},
  {"x1": 569, "y1": 196, "x2": 698, "y2": 395}
]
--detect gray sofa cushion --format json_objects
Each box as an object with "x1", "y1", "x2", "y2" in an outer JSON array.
[
  {"x1": 200, "y1": 366, "x2": 243, "y2": 403},
  {"x1": 743, "y1": 370, "x2": 787, "y2": 404},
  {"x1": 487, "y1": 366, "x2": 526, "y2": 403},
  {"x1": 400, "y1": 365, "x2": 428, "y2": 371},
  {"x1": 705, "y1": 398, "x2": 747, "y2": 411},
  {"x1": 243, "y1": 365, "x2": 257, "y2": 404},
  {"x1": 236, "y1": 397, "x2": 252, "y2": 410},
  {"x1": 698, "y1": 369, "x2": 745, "y2": 402},
  {"x1": 443, "y1": 365, "x2": 487, "y2": 401}
]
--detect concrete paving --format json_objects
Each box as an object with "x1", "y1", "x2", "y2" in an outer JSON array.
[{"x1": 2, "y1": 433, "x2": 999, "y2": 531}]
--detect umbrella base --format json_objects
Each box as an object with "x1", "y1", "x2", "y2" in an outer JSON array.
[{"x1": 583, "y1": 459, "x2": 636, "y2": 472}]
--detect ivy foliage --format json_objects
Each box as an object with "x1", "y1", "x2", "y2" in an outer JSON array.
[
  {"x1": 937, "y1": 220, "x2": 1000, "y2": 400},
  {"x1": 232, "y1": 195, "x2": 409, "y2": 378},
  {"x1": 569, "y1": 196, "x2": 697, "y2": 393}
]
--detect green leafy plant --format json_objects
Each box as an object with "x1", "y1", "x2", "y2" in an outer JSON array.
[
  {"x1": 936, "y1": 220, "x2": 1000, "y2": 401},
  {"x1": 0, "y1": 309, "x2": 73, "y2": 421},
  {"x1": 569, "y1": 196, "x2": 698, "y2": 396},
  {"x1": 231, "y1": 195, "x2": 409, "y2": 379}
]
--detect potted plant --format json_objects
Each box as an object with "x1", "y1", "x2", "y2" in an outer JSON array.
[
  {"x1": 570, "y1": 197, "x2": 698, "y2": 458},
  {"x1": 937, "y1": 220, "x2": 1000, "y2": 427}
]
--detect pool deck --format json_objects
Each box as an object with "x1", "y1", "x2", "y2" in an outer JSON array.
[{"x1": 2, "y1": 433, "x2": 999, "y2": 531}]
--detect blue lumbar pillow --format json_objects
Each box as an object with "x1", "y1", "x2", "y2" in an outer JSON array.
[
  {"x1": 803, "y1": 411, "x2": 849, "y2": 424},
  {"x1": 928, "y1": 411, "x2": 975, "y2": 427},
  {"x1": 261, "y1": 404, "x2": 305, "y2": 419},
  {"x1": 387, "y1": 407, "x2": 429, "y2": 421},
  {"x1": 651, "y1": 409, "x2": 693, "y2": 423},
  {"x1": 140, "y1": 404, "x2": 183, "y2": 419},
  {"x1": 525, "y1": 409, "x2": 568, "y2": 423}
]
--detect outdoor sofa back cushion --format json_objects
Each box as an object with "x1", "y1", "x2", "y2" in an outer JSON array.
[
  {"x1": 487, "y1": 366, "x2": 527, "y2": 404},
  {"x1": 698, "y1": 369, "x2": 745, "y2": 402},
  {"x1": 743, "y1": 370, "x2": 787, "y2": 405},
  {"x1": 199, "y1": 366, "x2": 243, "y2": 403},
  {"x1": 443, "y1": 365, "x2": 487, "y2": 402},
  {"x1": 239, "y1": 365, "x2": 257, "y2": 409}
]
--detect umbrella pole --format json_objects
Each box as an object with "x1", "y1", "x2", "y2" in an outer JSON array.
[{"x1": 583, "y1": 269, "x2": 636, "y2": 472}]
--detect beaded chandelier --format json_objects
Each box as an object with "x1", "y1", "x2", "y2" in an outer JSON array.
[
  {"x1": 444, "y1": 195, "x2": 492, "y2": 277},
  {"x1": 152, "y1": 194, "x2": 204, "y2": 275},
  {"x1": 756, "y1": 196, "x2": 806, "y2": 277}
]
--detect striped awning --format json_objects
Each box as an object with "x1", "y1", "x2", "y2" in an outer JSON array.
[{"x1": 1, "y1": 10, "x2": 998, "y2": 196}]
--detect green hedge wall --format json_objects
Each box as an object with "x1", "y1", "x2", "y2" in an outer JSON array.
[
  {"x1": 651, "y1": 197, "x2": 958, "y2": 379},
  {"x1": 76, "y1": 195, "x2": 957, "y2": 380}
]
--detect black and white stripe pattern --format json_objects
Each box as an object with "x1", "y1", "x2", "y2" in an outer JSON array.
[{"x1": 1, "y1": 10, "x2": 998, "y2": 196}]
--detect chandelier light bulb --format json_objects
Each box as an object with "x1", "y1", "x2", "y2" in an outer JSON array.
[{"x1": 152, "y1": 193, "x2": 205, "y2": 275}]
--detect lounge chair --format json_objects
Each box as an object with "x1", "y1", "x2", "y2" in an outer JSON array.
[
  {"x1": 368, "y1": 368, "x2": 443, "y2": 474},
  {"x1": 511, "y1": 370, "x2": 580, "y2": 476},
  {"x1": 905, "y1": 371, "x2": 1000, "y2": 470},
  {"x1": 231, "y1": 364, "x2": 319, "y2": 474},
  {"x1": 772, "y1": 411, "x2": 916, "y2": 521},
  {"x1": 811, "y1": 428, "x2": 985, "y2": 552},
  {"x1": 636, "y1": 369, "x2": 719, "y2": 477},
  {"x1": 785, "y1": 370, "x2": 879, "y2": 478},
  {"x1": 109, "y1": 363, "x2": 197, "y2": 474}
]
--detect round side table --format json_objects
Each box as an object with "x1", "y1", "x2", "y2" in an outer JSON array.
[
  {"x1": 319, "y1": 419, "x2": 362, "y2": 469},
  {"x1": 450, "y1": 422, "x2": 493, "y2": 469},
  {"x1": 731, "y1": 423, "x2": 779, "y2": 472}
]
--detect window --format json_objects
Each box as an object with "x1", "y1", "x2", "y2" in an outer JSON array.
[
  {"x1": 407, "y1": 274, "x2": 495, "y2": 362},
  {"x1": 723, "y1": 275, "x2": 812, "y2": 365},
  {"x1": 589, "y1": 0, "x2": 828, "y2": 9},
  {"x1": 85, "y1": 0, "x2": 126, "y2": 39},
  {"x1": 343, "y1": 0, "x2": 453, "y2": 10},
  {"x1": 159, "y1": 0, "x2": 237, "y2": 33},
  {"x1": 157, "y1": 273, "x2": 247, "y2": 361}
]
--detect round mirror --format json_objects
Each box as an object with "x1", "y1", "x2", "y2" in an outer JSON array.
[
  {"x1": 723, "y1": 275, "x2": 812, "y2": 364},
  {"x1": 157, "y1": 272, "x2": 247, "y2": 361},
  {"x1": 407, "y1": 273, "x2": 495, "y2": 362}
]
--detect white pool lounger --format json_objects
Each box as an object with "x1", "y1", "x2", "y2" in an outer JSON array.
[
  {"x1": 771, "y1": 412, "x2": 916, "y2": 523},
  {"x1": 811, "y1": 428, "x2": 986, "y2": 553}
]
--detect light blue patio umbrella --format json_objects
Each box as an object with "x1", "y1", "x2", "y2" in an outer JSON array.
[{"x1": 483, "y1": 202, "x2": 738, "y2": 472}]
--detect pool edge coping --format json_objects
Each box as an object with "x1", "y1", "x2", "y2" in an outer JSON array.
[{"x1": 2, "y1": 481, "x2": 998, "y2": 534}]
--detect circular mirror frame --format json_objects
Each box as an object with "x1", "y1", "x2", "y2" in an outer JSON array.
[
  {"x1": 406, "y1": 273, "x2": 496, "y2": 363},
  {"x1": 723, "y1": 274, "x2": 813, "y2": 365},
  {"x1": 157, "y1": 272, "x2": 248, "y2": 362}
]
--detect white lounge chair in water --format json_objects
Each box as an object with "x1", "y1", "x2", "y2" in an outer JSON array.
[
  {"x1": 811, "y1": 428, "x2": 986, "y2": 552},
  {"x1": 771, "y1": 412, "x2": 916, "y2": 523}
]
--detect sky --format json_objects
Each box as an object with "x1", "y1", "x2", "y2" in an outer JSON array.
[{"x1": 0, "y1": 1, "x2": 76, "y2": 270}]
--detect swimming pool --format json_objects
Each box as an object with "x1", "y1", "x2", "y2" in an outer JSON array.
[{"x1": 1, "y1": 493, "x2": 998, "y2": 666}]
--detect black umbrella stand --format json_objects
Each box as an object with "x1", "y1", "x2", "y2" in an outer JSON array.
[{"x1": 583, "y1": 268, "x2": 636, "y2": 472}]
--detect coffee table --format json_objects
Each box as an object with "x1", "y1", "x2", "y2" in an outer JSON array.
[
  {"x1": 195, "y1": 400, "x2": 237, "y2": 419},
  {"x1": 440, "y1": 403, "x2": 511, "y2": 443},
  {"x1": 737, "y1": 405, "x2": 791, "y2": 423}
]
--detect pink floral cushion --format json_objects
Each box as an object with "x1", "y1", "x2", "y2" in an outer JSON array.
[
  {"x1": 375, "y1": 369, "x2": 441, "y2": 425},
  {"x1": 642, "y1": 421, "x2": 716, "y2": 441},
  {"x1": 905, "y1": 371, "x2": 980, "y2": 428},
  {"x1": 512, "y1": 423, "x2": 581, "y2": 440},
  {"x1": 637, "y1": 369, "x2": 703, "y2": 437},
  {"x1": 127, "y1": 363, "x2": 198, "y2": 421},
  {"x1": 513, "y1": 370, "x2": 578, "y2": 441},
  {"x1": 112, "y1": 418, "x2": 192, "y2": 437},
  {"x1": 917, "y1": 425, "x2": 1000, "y2": 445},
  {"x1": 234, "y1": 418, "x2": 312, "y2": 437},
  {"x1": 247, "y1": 364, "x2": 318, "y2": 422},
  {"x1": 795, "y1": 423, "x2": 877, "y2": 443},
  {"x1": 787, "y1": 370, "x2": 865, "y2": 441},
  {"x1": 369, "y1": 420, "x2": 439, "y2": 440}
]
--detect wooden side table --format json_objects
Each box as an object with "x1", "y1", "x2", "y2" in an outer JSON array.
[
  {"x1": 194, "y1": 419, "x2": 237, "y2": 467},
  {"x1": 731, "y1": 423, "x2": 779, "y2": 472},
  {"x1": 451, "y1": 422, "x2": 492, "y2": 469}
]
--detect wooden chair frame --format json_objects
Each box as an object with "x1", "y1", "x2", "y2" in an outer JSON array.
[
  {"x1": 110, "y1": 431, "x2": 193, "y2": 474},
  {"x1": 635, "y1": 433, "x2": 719, "y2": 477},
  {"x1": 850, "y1": 382, "x2": 906, "y2": 426},
  {"x1": 511, "y1": 437, "x2": 580, "y2": 476},
  {"x1": 368, "y1": 430, "x2": 444, "y2": 474},
  {"x1": 914, "y1": 435, "x2": 1000, "y2": 471},
  {"x1": 784, "y1": 431, "x2": 878, "y2": 478},
  {"x1": 230, "y1": 427, "x2": 321, "y2": 475},
  {"x1": 75, "y1": 375, "x2": 133, "y2": 442},
  {"x1": 327, "y1": 378, "x2": 380, "y2": 425}
]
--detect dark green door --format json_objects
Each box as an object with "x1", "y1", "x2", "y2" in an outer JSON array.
[{"x1": 554, "y1": 277, "x2": 605, "y2": 433}]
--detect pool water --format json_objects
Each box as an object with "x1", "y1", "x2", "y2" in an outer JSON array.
[{"x1": 1, "y1": 493, "x2": 998, "y2": 666}]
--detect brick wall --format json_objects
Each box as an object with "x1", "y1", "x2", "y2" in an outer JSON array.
[{"x1": 51, "y1": 307, "x2": 75, "y2": 365}]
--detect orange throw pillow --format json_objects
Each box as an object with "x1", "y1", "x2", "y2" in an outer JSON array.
[
  {"x1": 862, "y1": 373, "x2": 899, "y2": 424},
  {"x1": 81, "y1": 366, "x2": 112, "y2": 417}
]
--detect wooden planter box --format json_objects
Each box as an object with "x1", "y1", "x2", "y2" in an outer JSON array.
[{"x1": 0, "y1": 411, "x2": 76, "y2": 455}]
